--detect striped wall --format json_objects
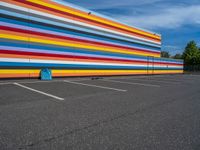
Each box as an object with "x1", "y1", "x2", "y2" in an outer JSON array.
[{"x1": 0, "y1": 0, "x2": 183, "y2": 78}]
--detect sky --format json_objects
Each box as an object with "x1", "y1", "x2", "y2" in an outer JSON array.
[{"x1": 64, "y1": 0, "x2": 200, "y2": 55}]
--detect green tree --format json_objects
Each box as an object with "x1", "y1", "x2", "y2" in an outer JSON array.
[
  {"x1": 161, "y1": 51, "x2": 170, "y2": 58},
  {"x1": 173, "y1": 53, "x2": 182, "y2": 59},
  {"x1": 198, "y1": 47, "x2": 200, "y2": 64},
  {"x1": 182, "y1": 41, "x2": 200, "y2": 65}
]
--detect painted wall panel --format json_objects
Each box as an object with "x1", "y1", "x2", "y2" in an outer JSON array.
[{"x1": 0, "y1": 0, "x2": 183, "y2": 78}]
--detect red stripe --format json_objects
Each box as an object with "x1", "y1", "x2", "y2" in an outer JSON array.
[
  {"x1": 1, "y1": 25, "x2": 160, "y2": 55},
  {"x1": 0, "y1": 49, "x2": 183, "y2": 66},
  {"x1": 13, "y1": 0, "x2": 160, "y2": 42}
]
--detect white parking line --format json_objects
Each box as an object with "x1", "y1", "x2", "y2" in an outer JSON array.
[
  {"x1": 139, "y1": 76, "x2": 200, "y2": 83},
  {"x1": 0, "y1": 80, "x2": 61, "y2": 85},
  {"x1": 116, "y1": 76, "x2": 181, "y2": 82},
  {"x1": 112, "y1": 76, "x2": 149, "y2": 79},
  {"x1": 69, "y1": 79, "x2": 91, "y2": 82},
  {"x1": 109, "y1": 75, "x2": 172, "y2": 80},
  {"x1": 0, "y1": 82, "x2": 13, "y2": 85},
  {"x1": 102, "y1": 79, "x2": 160, "y2": 88},
  {"x1": 187, "y1": 74, "x2": 200, "y2": 77},
  {"x1": 13, "y1": 82, "x2": 64, "y2": 101},
  {"x1": 127, "y1": 78, "x2": 180, "y2": 84},
  {"x1": 0, "y1": 79, "x2": 92, "y2": 86},
  {"x1": 153, "y1": 78, "x2": 182, "y2": 82},
  {"x1": 64, "y1": 80, "x2": 127, "y2": 92}
]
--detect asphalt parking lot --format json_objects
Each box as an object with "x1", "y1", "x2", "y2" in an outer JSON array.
[{"x1": 0, "y1": 74, "x2": 200, "y2": 150}]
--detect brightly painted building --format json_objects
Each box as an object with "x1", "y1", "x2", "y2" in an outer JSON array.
[{"x1": 0, "y1": 0, "x2": 183, "y2": 78}]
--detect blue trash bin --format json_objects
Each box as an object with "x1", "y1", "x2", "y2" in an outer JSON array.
[{"x1": 40, "y1": 68, "x2": 52, "y2": 80}]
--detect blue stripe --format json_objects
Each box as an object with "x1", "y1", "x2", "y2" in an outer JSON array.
[
  {"x1": 0, "y1": 62, "x2": 183, "y2": 70},
  {"x1": 0, "y1": 39, "x2": 183, "y2": 64},
  {"x1": 52, "y1": 0, "x2": 161, "y2": 36},
  {"x1": 1, "y1": 8, "x2": 161, "y2": 48},
  {"x1": 1, "y1": 18, "x2": 161, "y2": 51}
]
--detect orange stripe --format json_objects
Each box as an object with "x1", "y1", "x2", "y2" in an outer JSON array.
[
  {"x1": 0, "y1": 53, "x2": 133, "y2": 64},
  {"x1": 0, "y1": 54, "x2": 181, "y2": 67},
  {"x1": 0, "y1": 53, "x2": 150, "y2": 65},
  {"x1": 2, "y1": 0, "x2": 160, "y2": 43},
  {"x1": 1, "y1": 30, "x2": 159, "y2": 57},
  {"x1": 0, "y1": 74, "x2": 30, "y2": 78},
  {"x1": 35, "y1": 0, "x2": 161, "y2": 40},
  {"x1": 0, "y1": 71, "x2": 183, "y2": 78}
]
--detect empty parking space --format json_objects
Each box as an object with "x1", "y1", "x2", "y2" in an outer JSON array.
[
  {"x1": 21, "y1": 81, "x2": 125, "y2": 99},
  {"x1": 14, "y1": 82, "x2": 65, "y2": 101},
  {"x1": 0, "y1": 74, "x2": 198, "y2": 105},
  {"x1": 0, "y1": 74, "x2": 200, "y2": 150},
  {"x1": 114, "y1": 78, "x2": 181, "y2": 86},
  {"x1": 115, "y1": 74, "x2": 200, "y2": 84},
  {"x1": 64, "y1": 80, "x2": 127, "y2": 92},
  {"x1": 97, "y1": 77, "x2": 181, "y2": 88},
  {"x1": 0, "y1": 84, "x2": 54, "y2": 106},
  {"x1": 101, "y1": 78, "x2": 161, "y2": 87}
]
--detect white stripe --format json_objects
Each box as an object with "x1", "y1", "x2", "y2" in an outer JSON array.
[
  {"x1": 64, "y1": 80, "x2": 127, "y2": 92},
  {"x1": 0, "y1": 46, "x2": 155, "y2": 62},
  {"x1": 0, "y1": 58, "x2": 29, "y2": 63},
  {"x1": 0, "y1": 46, "x2": 147, "y2": 62},
  {"x1": 0, "y1": 82, "x2": 13, "y2": 85},
  {"x1": 0, "y1": 79, "x2": 91, "y2": 86},
  {"x1": 0, "y1": 80, "x2": 62, "y2": 85},
  {"x1": 141, "y1": 76, "x2": 183, "y2": 82},
  {"x1": 102, "y1": 79, "x2": 160, "y2": 87},
  {"x1": 0, "y1": 58, "x2": 183, "y2": 68},
  {"x1": 2, "y1": 21, "x2": 160, "y2": 52},
  {"x1": 53, "y1": 0, "x2": 161, "y2": 36},
  {"x1": 69, "y1": 79, "x2": 91, "y2": 82},
  {"x1": 184, "y1": 74, "x2": 200, "y2": 77},
  {"x1": 1, "y1": 10, "x2": 160, "y2": 48},
  {"x1": 13, "y1": 83, "x2": 64, "y2": 100},
  {"x1": 1, "y1": 2, "x2": 161, "y2": 45},
  {"x1": 127, "y1": 78, "x2": 180, "y2": 84},
  {"x1": 151, "y1": 78, "x2": 183, "y2": 82}
]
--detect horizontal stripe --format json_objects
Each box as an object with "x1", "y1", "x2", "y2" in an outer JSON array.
[
  {"x1": 0, "y1": 40, "x2": 183, "y2": 64},
  {"x1": 0, "y1": 62, "x2": 183, "y2": 70},
  {"x1": 52, "y1": 0, "x2": 160, "y2": 37},
  {"x1": 0, "y1": 25, "x2": 160, "y2": 54},
  {"x1": 0, "y1": 69, "x2": 184, "y2": 78},
  {"x1": 0, "y1": 69, "x2": 184, "y2": 74},
  {"x1": 0, "y1": 33, "x2": 160, "y2": 57},
  {"x1": 0, "y1": 49, "x2": 183, "y2": 66},
  {"x1": 12, "y1": 0, "x2": 161, "y2": 41},
  {"x1": 0, "y1": 0, "x2": 183, "y2": 79},
  {"x1": 0, "y1": 21, "x2": 161, "y2": 52},
  {"x1": 0, "y1": 39, "x2": 182, "y2": 64},
  {"x1": 1, "y1": 2, "x2": 161, "y2": 45},
  {"x1": 45, "y1": 0, "x2": 161, "y2": 39},
  {"x1": 0, "y1": 10, "x2": 161, "y2": 48}
]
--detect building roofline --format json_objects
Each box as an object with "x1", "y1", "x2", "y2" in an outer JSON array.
[{"x1": 52, "y1": 0, "x2": 161, "y2": 36}]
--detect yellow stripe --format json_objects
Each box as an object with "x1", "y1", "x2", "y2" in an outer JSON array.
[
  {"x1": 27, "y1": 0, "x2": 160, "y2": 40},
  {"x1": 53, "y1": 70, "x2": 183, "y2": 74},
  {"x1": 0, "y1": 33, "x2": 160, "y2": 57},
  {"x1": 0, "y1": 69, "x2": 40, "y2": 74},
  {"x1": 0, "y1": 69, "x2": 183, "y2": 74}
]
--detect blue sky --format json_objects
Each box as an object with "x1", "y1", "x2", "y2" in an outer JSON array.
[{"x1": 64, "y1": 0, "x2": 200, "y2": 55}]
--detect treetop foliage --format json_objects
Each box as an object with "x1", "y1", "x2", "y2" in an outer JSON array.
[
  {"x1": 161, "y1": 51, "x2": 170, "y2": 58},
  {"x1": 182, "y1": 41, "x2": 200, "y2": 65},
  {"x1": 163, "y1": 41, "x2": 200, "y2": 66}
]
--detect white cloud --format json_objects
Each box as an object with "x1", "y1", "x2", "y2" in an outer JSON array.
[
  {"x1": 162, "y1": 45, "x2": 182, "y2": 53},
  {"x1": 66, "y1": 0, "x2": 164, "y2": 9},
  {"x1": 91, "y1": 0, "x2": 163, "y2": 9},
  {"x1": 113, "y1": 5, "x2": 200, "y2": 30}
]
